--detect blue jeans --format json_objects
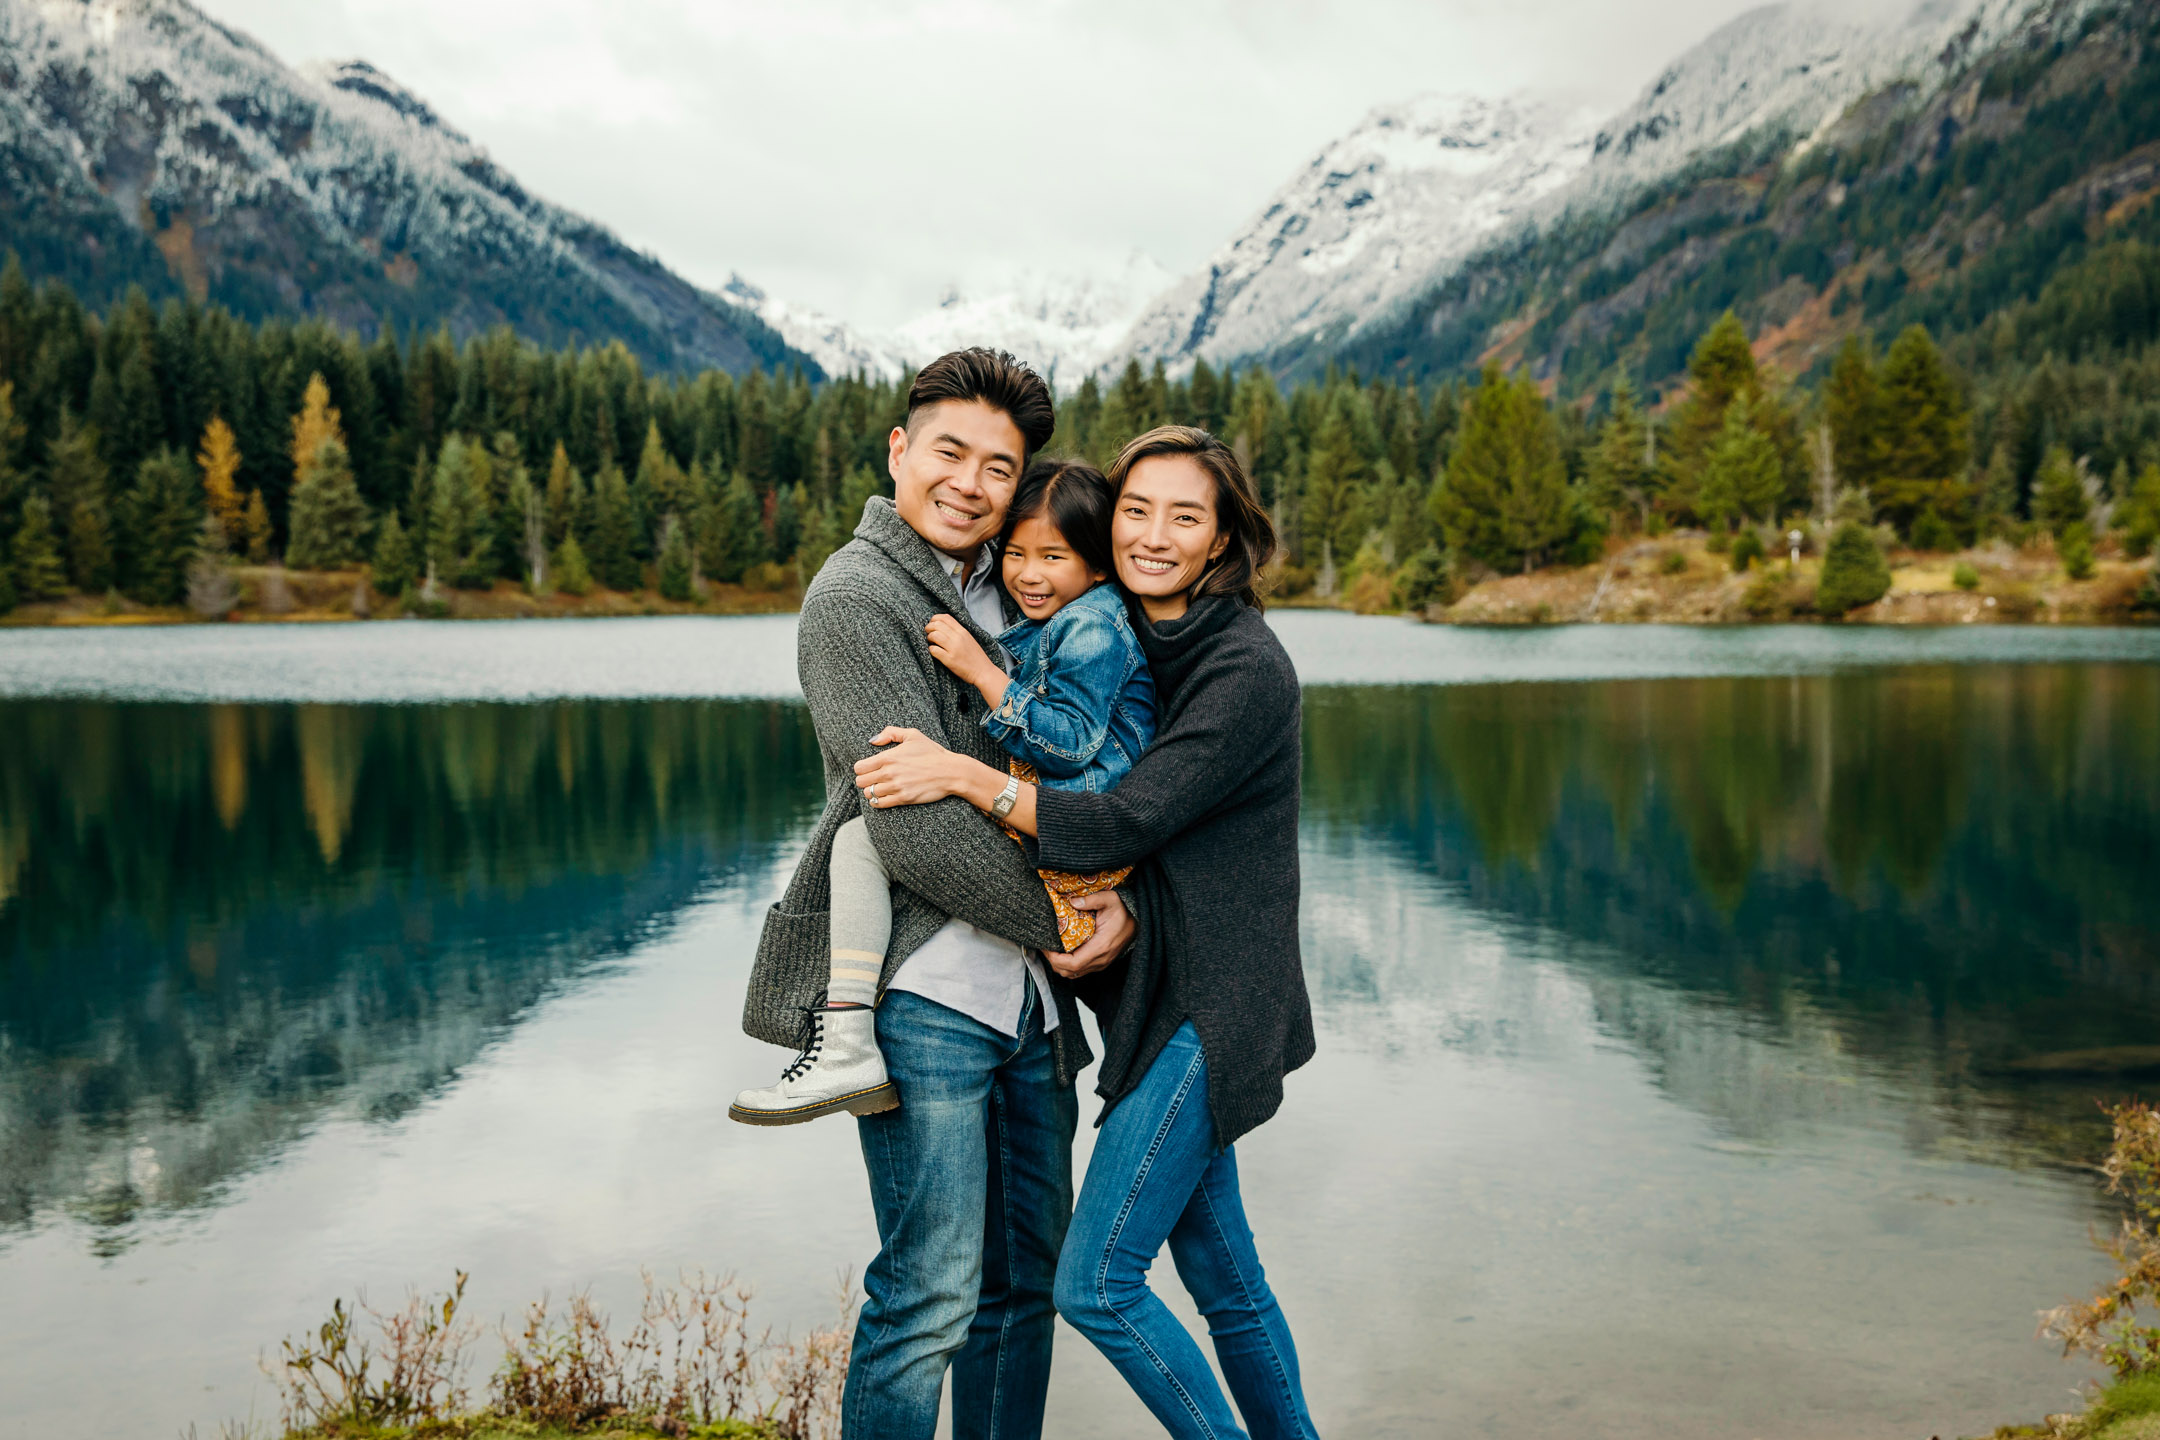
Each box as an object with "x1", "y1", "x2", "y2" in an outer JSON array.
[
  {"x1": 846, "y1": 988, "x2": 1078, "y2": 1440},
  {"x1": 1054, "y1": 1022, "x2": 1318, "y2": 1440}
]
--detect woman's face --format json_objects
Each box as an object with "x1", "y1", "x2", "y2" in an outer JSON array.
[
  {"x1": 1002, "y1": 515, "x2": 1104, "y2": 622},
  {"x1": 1113, "y1": 456, "x2": 1227, "y2": 619}
]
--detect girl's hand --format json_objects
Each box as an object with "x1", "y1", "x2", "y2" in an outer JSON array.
[
  {"x1": 854, "y1": 726, "x2": 967, "y2": 809},
  {"x1": 925, "y1": 615, "x2": 1004, "y2": 699}
]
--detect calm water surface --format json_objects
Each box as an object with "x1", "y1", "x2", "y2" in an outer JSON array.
[{"x1": 2, "y1": 615, "x2": 2158, "y2": 1438}]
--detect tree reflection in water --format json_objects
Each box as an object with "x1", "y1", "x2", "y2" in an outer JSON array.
[
  {"x1": 1301, "y1": 665, "x2": 2160, "y2": 1164},
  {"x1": 0, "y1": 699, "x2": 823, "y2": 1248}
]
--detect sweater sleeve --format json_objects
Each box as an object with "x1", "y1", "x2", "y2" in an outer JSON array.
[
  {"x1": 981, "y1": 608, "x2": 1130, "y2": 779},
  {"x1": 800, "y1": 575, "x2": 1060, "y2": 950},
  {"x1": 1033, "y1": 640, "x2": 1296, "y2": 875}
]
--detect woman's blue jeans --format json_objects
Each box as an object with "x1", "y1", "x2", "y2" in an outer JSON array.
[{"x1": 1054, "y1": 1022, "x2": 1319, "y2": 1439}]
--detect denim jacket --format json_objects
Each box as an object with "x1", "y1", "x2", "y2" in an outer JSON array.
[{"x1": 986, "y1": 583, "x2": 1157, "y2": 793}]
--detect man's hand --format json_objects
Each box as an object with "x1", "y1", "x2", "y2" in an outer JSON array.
[
  {"x1": 926, "y1": 615, "x2": 1008, "y2": 707},
  {"x1": 1047, "y1": 889, "x2": 1135, "y2": 979}
]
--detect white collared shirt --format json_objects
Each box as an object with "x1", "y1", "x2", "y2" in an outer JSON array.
[{"x1": 883, "y1": 543, "x2": 1060, "y2": 1037}]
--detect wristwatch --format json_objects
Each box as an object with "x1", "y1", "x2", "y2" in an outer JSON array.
[{"x1": 990, "y1": 774, "x2": 1022, "y2": 820}]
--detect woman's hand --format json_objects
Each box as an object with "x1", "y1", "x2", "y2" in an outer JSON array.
[
  {"x1": 926, "y1": 615, "x2": 1009, "y2": 708},
  {"x1": 1045, "y1": 890, "x2": 1135, "y2": 979}
]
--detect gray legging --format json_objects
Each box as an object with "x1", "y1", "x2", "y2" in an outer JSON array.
[{"x1": 826, "y1": 815, "x2": 892, "y2": 1007}]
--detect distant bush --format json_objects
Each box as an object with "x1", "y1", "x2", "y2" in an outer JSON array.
[
  {"x1": 1660, "y1": 549, "x2": 1689, "y2": 576},
  {"x1": 1910, "y1": 508, "x2": 1960, "y2": 553},
  {"x1": 1816, "y1": 523, "x2": 1892, "y2": 616},
  {"x1": 1952, "y1": 560, "x2": 1981, "y2": 591},
  {"x1": 2062, "y1": 521, "x2": 2099, "y2": 581},
  {"x1": 1395, "y1": 544, "x2": 1454, "y2": 613},
  {"x1": 1741, "y1": 566, "x2": 1799, "y2": 619},
  {"x1": 2134, "y1": 567, "x2": 2160, "y2": 615},
  {"x1": 1730, "y1": 528, "x2": 1765, "y2": 572}
]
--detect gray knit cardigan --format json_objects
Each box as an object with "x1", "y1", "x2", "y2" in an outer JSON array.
[{"x1": 741, "y1": 497, "x2": 1093, "y2": 1084}]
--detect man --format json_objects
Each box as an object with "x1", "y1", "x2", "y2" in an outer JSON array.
[{"x1": 739, "y1": 349, "x2": 1134, "y2": 1440}]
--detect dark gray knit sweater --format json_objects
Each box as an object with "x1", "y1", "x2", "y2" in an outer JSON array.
[
  {"x1": 742, "y1": 497, "x2": 1092, "y2": 1085},
  {"x1": 1034, "y1": 594, "x2": 1311, "y2": 1146}
]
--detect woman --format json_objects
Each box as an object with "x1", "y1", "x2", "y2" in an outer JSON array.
[{"x1": 853, "y1": 425, "x2": 1318, "y2": 1439}]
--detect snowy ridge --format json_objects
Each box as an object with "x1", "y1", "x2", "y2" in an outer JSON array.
[
  {"x1": 1120, "y1": 93, "x2": 1596, "y2": 373},
  {"x1": 0, "y1": 0, "x2": 807, "y2": 374},
  {"x1": 1118, "y1": 0, "x2": 2072, "y2": 375},
  {"x1": 717, "y1": 274, "x2": 906, "y2": 383}
]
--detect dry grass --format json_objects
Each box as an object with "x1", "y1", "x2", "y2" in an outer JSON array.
[{"x1": 266, "y1": 1270, "x2": 854, "y2": 1440}]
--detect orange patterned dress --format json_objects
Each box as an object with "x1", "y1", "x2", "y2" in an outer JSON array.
[{"x1": 1001, "y1": 759, "x2": 1131, "y2": 952}]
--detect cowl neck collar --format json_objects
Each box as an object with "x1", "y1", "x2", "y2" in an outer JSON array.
[
  {"x1": 853, "y1": 495, "x2": 1006, "y2": 650},
  {"x1": 1125, "y1": 592, "x2": 1243, "y2": 700}
]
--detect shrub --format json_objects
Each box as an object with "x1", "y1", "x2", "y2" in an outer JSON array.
[
  {"x1": 1395, "y1": 544, "x2": 1453, "y2": 613},
  {"x1": 1705, "y1": 529, "x2": 1733, "y2": 554},
  {"x1": 1740, "y1": 566, "x2": 1795, "y2": 618},
  {"x1": 1952, "y1": 560, "x2": 1981, "y2": 591},
  {"x1": 1660, "y1": 549, "x2": 1689, "y2": 576},
  {"x1": 2043, "y1": 1102, "x2": 2160, "y2": 1378},
  {"x1": 2134, "y1": 567, "x2": 2160, "y2": 615},
  {"x1": 1816, "y1": 522, "x2": 1893, "y2": 616},
  {"x1": 742, "y1": 560, "x2": 792, "y2": 593},
  {"x1": 1910, "y1": 507, "x2": 1960, "y2": 553},
  {"x1": 1730, "y1": 527, "x2": 1765, "y2": 572},
  {"x1": 553, "y1": 534, "x2": 594, "y2": 597},
  {"x1": 2062, "y1": 522, "x2": 2098, "y2": 581}
]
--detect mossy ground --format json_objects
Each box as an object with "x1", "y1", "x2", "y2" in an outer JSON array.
[{"x1": 1971, "y1": 1374, "x2": 2160, "y2": 1440}]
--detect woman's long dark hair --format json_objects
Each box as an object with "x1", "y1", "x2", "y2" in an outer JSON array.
[
  {"x1": 1000, "y1": 457, "x2": 1117, "y2": 580},
  {"x1": 1105, "y1": 425, "x2": 1278, "y2": 610}
]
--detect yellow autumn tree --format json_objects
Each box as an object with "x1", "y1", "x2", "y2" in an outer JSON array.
[
  {"x1": 197, "y1": 416, "x2": 244, "y2": 542},
  {"x1": 289, "y1": 374, "x2": 346, "y2": 486}
]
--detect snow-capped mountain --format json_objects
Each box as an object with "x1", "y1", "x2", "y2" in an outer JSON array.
[
  {"x1": 1121, "y1": 0, "x2": 2072, "y2": 374},
  {"x1": 1121, "y1": 94, "x2": 1596, "y2": 373},
  {"x1": 0, "y1": 0, "x2": 810, "y2": 375},
  {"x1": 888, "y1": 254, "x2": 1175, "y2": 386},
  {"x1": 717, "y1": 274, "x2": 906, "y2": 383}
]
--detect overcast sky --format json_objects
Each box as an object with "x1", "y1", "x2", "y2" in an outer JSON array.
[{"x1": 196, "y1": 0, "x2": 1770, "y2": 330}]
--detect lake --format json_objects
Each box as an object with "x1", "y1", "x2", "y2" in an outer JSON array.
[{"x1": 3, "y1": 614, "x2": 2159, "y2": 1439}]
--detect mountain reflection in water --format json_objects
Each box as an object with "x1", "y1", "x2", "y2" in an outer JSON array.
[{"x1": 0, "y1": 699, "x2": 822, "y2": 1247}]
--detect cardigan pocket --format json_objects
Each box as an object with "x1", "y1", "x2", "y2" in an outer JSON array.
[{"x1": 744, "y1": 903, "x2": 832, "y2": 1048}]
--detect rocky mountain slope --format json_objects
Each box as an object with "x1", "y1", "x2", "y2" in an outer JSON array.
[
  {"x1": 0, "y1": 0, "x2": 812, "y2": 375},
  {"x1": 1121, "y1": 0, "x2": 2082, "y2": 380}
]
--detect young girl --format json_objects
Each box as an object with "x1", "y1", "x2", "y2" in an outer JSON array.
[{"x1": 730, "y1": 459, "x2": 1156, "y2": 1124}]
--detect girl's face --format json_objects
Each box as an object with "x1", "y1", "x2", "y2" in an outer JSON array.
[
  {"x1": 1112, "y1": 455, "x2": 1227, "y2": 621},
  {"x1": 1002, "y1": 515, "x2": 1105, "y2": 621}
]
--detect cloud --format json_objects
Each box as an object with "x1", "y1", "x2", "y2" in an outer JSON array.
[{"x1": 198, "y1": 0, "x2": 1772, "y2": 329}]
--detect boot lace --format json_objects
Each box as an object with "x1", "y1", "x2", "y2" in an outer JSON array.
[{"x1": 781, "y1": 1007, "x2": 826, "y2": 1083}]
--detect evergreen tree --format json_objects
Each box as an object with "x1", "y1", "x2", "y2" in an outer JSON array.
[
  {"x1": 1300, "y1": 395, "x2": 1370, "y2": 569},
  {"x1": 773, "y1": 481, "x2": 806, "y2": 565},
  {"x1": 1434, "y1": 365, "x2": 1571, "y2": 573},
  {"x1": 553, "y1": 532, "x2": 594, "y2": 596},
  {"x1": 1978, "y1": 441, "x2": 2019, "y2": 534},
  {"x1": 657, "y1": 513, "x2": 695, "y2": 601},
  {"x1": 370, "y1": 509, "x2": 418, "y2": 595},
  {"x1": 121, "y1": 448, "x2": 202, "y2": 604},
  {"x1": 10, "y1": 493, "x2": 68, "y2": 600},
  {"x1": 508, "y1": 469, "x2": 546, "y2": 589},
  {"x1": 1816, "y1": 522, "x2": 1892, "y2": 616},
  {"x1": 240, "y1": 489, "x2": 273, "y2": 563},
  {"x1": 2121, "y1": 463, "x2": 2160, "y2": 559},
  {"x1": 286, "y1": 437, "x2": 370, "y2": 570},
  {"x1": 186, "y1": 514, "x2": 239, "y2": 620},
  {"x1": 1823, "y1": 334, "x2": 1886, "y2": 495},
  {"x1": 2034, "y1": 446, "x2": 2090, "y2": 536},
  {"x1": 696, "y1": 469, "x2": 766, "y2": 583},
  {"x1": 46, "y1": 410, "x2": 113, "y2": 591},
  {"x1": 1666, "y1": 311, "x2": 1763, "y2": 502},
  {"x1": 197, "y1": 416, "x2": 244, "y2": 543},
  {"x1": 1873, "y1": 324, "x2": 1971, "y2": 535},
  {"x1": 1700, "y1": 399, "x2": 1785, "y2": 528},
  {"x1": 426, "y1": 435, "x2": 496, "y2": 587},
  {"x1": 290, "y1": 373, "x2": 345, "y2": 481},
  {"x1": 488, "y1": 432, "x2": 531, "y2": 581},
  {"x1": 543, "y1": 442, "x2": 585, "y2": 548},
  {"x1": 1588, "y1": 375, "x2": 1655, "y2": 529},
  {"x1": 586, "y1": 462, "x2": 641, "y2": 590},
  {"x1": 0, "y1": 381, "x2": 25, "y2": 523},
  {"x1": 634, "y1": 420, "x2": 694, "y2": 537}
]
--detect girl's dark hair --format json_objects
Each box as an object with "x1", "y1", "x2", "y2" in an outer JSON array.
[
  {"x1": 1106, "y1": 425, "x2": 1278, "y2": 610},
  {"x1": 1000, "y1": 458, "x2": 1116, "y2": 579}
]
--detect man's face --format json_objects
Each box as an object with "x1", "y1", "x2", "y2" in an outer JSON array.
[{"x1": 888, "y1": 400, "x2": 1025, "y2": 560}]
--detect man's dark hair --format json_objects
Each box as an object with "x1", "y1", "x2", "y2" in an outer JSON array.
[
  {"x1": 1001, "y1": 458, "x2": 1116, "y2": 580},
  {"x1": 907, "y1": 349, "x2": 1056, "y2": 460}
]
